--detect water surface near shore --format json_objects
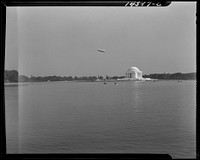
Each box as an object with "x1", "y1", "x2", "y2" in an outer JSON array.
[{"x1": 5, "y1": 80, "x2": 196, "y2": 158}]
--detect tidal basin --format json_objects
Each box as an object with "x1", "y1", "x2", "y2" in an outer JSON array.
[{"x1": 5, "y1": 80, "x2": 196, "y2": 158}]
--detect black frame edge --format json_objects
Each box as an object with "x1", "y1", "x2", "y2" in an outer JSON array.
[{"x1": 1, "y1": 0, "x2": 7, "y2": 159}]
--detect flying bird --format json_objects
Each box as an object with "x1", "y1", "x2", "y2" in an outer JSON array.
[{"x1": 97, "y1": 49, "x2": 106, "y2": 53}]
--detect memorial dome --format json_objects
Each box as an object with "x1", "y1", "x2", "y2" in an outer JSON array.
[
  {"x1": 126, "y1": 66, "x2": 143, "y2": 79},
  {"x1": 128, "y1": 67, "x2": 141, "y2": 72}
]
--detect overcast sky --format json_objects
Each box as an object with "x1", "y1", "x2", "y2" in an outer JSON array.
[{"x1": 5, "y1": 2, "x2": 196, "y2": 77}]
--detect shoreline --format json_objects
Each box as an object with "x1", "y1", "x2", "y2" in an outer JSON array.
[
  {"x1": 4, "y1": 82, "x2": 30, "y2": 86},
  {"x1": 4, "y1": 79, "x2": 196, "y2": 85}
]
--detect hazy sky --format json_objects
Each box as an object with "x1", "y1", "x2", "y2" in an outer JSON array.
[{"x1": 5, "y1": 2, "x2": 196, "y2": 77}]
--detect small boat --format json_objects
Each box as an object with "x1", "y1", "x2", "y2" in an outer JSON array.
[
  {"x1": 104, "y1": 82, "x2": 107, "y2": 84},
  {"x1": 114, "y1": 82, "x2": 118, "y2": 85}
]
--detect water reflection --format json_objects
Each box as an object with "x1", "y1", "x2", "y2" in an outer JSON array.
[{"x1": 128, "y1": 82, "x2": 141, "y2": 110}]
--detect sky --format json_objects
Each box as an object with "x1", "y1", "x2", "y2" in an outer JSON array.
[{"x1": 5, "y1": 2, "x2": 196, "y2": 77}]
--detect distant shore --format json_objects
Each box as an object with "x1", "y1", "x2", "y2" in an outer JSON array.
[
  {"x1": 4, "y1": 82, "x2": 30, "y2": 86},
  {"x1": 4, "y1": 70, "x2": 196, "y2": 83},
  {"x1": 4, "y1": 79, "x2": 196, "y2": 86}
]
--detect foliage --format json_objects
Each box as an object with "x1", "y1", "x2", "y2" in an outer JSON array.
[
  {"x1": 4, "y1": 70, "x2": 18, "y2": 82},
  {"x1": 4, "y1": 70, "x2": 196, "y2": 83},
  {"x1": 143, "y1": 72, "x2": 196, "y2": 80}
]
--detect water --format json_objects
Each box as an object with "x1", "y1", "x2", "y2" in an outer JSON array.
[{"x1": 5, "y1": 80, "x2": 196, "y2": 158}]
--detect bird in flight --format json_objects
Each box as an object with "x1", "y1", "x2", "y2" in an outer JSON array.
[{"x1": 97, "y1": 49, "x2": 106, "y2": 53}]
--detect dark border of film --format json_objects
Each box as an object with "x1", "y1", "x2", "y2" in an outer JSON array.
[{"x1": 1, "y1": 1, "x2": 198, "y2": 160}]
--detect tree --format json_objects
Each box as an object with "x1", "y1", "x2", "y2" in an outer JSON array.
[
  {"x1": 4, "y1": 70, "x2": 18, "y2": 82},
  {"x1": 18, "y1": 75, "x2": 29, "y2": 82},
  {"x1": 98, "y1": 76, "x2": 103, "y2": 80}
]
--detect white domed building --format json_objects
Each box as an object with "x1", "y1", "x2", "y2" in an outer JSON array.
[
  {"x1": 117, "y1": 66, "x2": 154, "y2": 81},
  {"x1": 125, "y1": 67, "x2": 143, "y2": 80}
]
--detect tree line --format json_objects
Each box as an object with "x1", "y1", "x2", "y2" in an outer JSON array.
[
  {"x1": 4, "y1": 70, "x2": 125, "y2": 82},
  {"x1": 4, "y1": 70, "x2": 196, "y2": 83},
  {"x1": 143, "y1": 72, "x2": 196, "y2": 80}
]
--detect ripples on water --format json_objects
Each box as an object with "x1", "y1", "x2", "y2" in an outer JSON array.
[{"x1": 5, "y1": 80, "x2": 196, "y2": 158}]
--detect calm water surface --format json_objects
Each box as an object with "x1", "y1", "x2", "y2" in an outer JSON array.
[{"x1": 5, "y1": 80, "x2": 196, "y2": 158}]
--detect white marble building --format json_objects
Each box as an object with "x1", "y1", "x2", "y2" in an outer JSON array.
[{"x1": 125, "y1": 67, "x2": 143, "y2": 80}]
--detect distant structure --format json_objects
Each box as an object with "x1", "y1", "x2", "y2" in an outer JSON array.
[
  {"x1": 116, "y1": 66, "x2": 155, "y2": 81},
  {"x1": 125, "y1": 67, "x2": 143, "y2": 80}
]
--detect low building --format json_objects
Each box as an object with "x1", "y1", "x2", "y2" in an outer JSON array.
[
  {"x1": 117, "y1": 66, "x2": 156, "y2": 81},
  {"x1": 125, "y1": 67, "x2": 143, "y2": 80}
]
